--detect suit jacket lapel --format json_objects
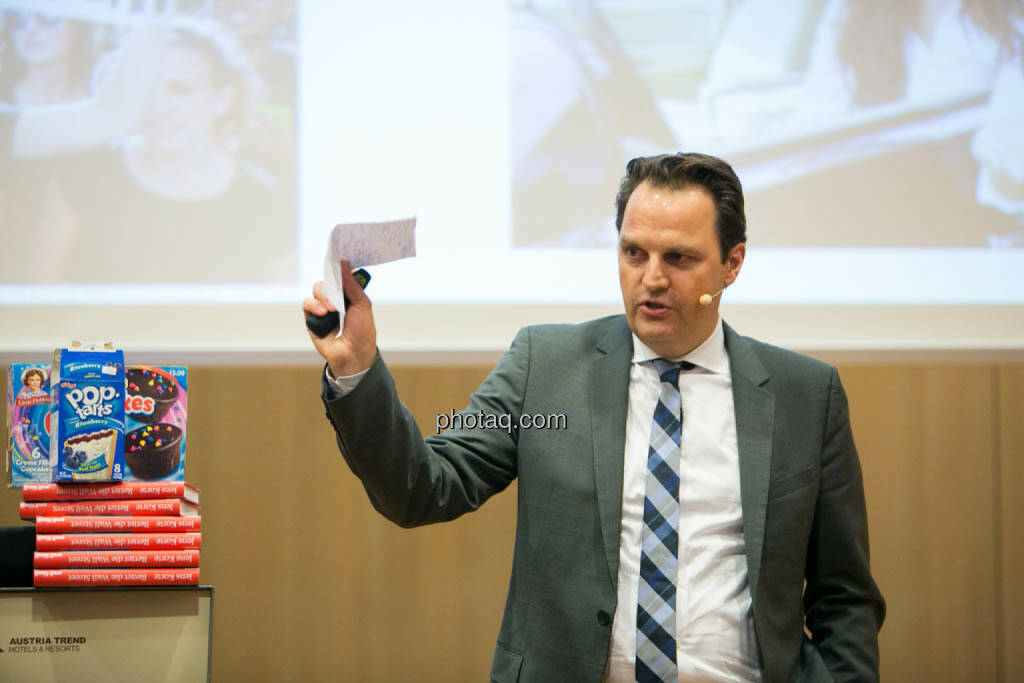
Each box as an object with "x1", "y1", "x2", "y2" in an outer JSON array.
[
  {"x1": 724, "y1": 323, "x2": 774, "y2": 599},
  {"x1": 590, "y1": 317, "x2": 633, "y2": 587}
]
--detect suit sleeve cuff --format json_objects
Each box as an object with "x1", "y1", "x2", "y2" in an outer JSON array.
[{"x1": 324, "y1": 364, "x2": 371, "y2": 399}]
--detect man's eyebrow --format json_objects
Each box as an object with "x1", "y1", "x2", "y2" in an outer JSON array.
[
  {"x1": 667, "y1": 245, "x2": 703, "y2": 257},
  {"x1": 619, "y1": 236, "x2": 702, "y2": 257}
]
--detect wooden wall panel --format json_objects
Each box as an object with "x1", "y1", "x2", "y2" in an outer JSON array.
[
  {"x1": 841, "y1": 366, "x2": 998, "y2": 682},
  {"x1": 999, "y1": 365, "x2": 1024, "y2": 683},
  {"x1": 2, "y1": 362, "x2": 1018, "y2": 681},
  {"x1": 185, "y1": 364, "x2": 512, "y2": 682}
]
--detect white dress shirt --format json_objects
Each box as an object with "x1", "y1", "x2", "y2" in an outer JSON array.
[{"x1": 604, "y1": 318, "x2": 761, "y2": 682}]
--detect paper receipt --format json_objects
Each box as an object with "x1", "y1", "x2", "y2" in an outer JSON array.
[{"x1": 321, "y1": 217, "x2": 417, "y2": 317}]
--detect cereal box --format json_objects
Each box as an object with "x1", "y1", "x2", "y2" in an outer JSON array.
[
  {"x1": 124, "y1": 366, "x2": 188, "y2": 482},
  {"x1": 7, "y1": 364, "x2": 53, "y2": 487},
  {"x1": 50, "y1": 343, "x2": 126, "y2": 482}
]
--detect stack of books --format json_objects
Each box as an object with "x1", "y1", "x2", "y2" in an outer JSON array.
[{"x1": 20, "y1": 481, "x2": 201, "y2": 587}]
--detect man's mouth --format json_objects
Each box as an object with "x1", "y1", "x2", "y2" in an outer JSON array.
[{"x1": 639, "y1": 300, "x2": 671, "y2": 316}]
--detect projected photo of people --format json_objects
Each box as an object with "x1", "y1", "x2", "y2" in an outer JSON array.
[
  {"x1": 509, "y1": 1, "x2": 677, "y2": 246},
  {"x1": 508, "y1": 0, "x2": 1024, "y2": 248},
  {"x1": 210, "y1": 0, "x2": 296, "y2": 195},
  {"x1": 0, "y1": 0, "x2": 297, "y2": 284},
  {"x1": 0, "y1": 7, "x2": 94, "y2": 105},
  {"x1": 0, "y1": 3, "x2": 106, "y2": 280}
]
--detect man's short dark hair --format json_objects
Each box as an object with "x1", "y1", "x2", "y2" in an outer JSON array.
[{"x1": 614, "y1": 152, "x2": 747, "y2": 262}]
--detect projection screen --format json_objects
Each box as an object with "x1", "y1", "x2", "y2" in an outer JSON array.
[{"x1": 1, "y1": 0, "x2": 1022, "y2": 362}]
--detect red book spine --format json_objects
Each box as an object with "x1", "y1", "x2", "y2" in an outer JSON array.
[
  {"x1": 22, "y1": 482, "x2": 199, "y2": 503},
  {"x1": 35, "y1": 533, "x2": 202, "y2": 551},
  {"x1": 34, "y1": 516, "x2": 201, "y2": 533},
  {"x1": 33, "y1": 568, "x2": 200, "y2": 587},
  {"x1": 34, "y1": 550, "x2": 200, "y2": 569},
  {"x1": 20, "y1": 499, "x2": 197, "y2": 519}
]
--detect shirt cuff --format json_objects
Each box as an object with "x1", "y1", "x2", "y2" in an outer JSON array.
[{"x1": 324, "y1": 365, "x2": 371, "y2": 398}]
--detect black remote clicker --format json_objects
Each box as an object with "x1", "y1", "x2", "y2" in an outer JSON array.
[{"x1": 305, "y1": 268, "x2": 371, "y2": 338}]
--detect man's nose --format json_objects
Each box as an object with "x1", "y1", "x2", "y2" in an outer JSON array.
[{"x1": 642, "y1": 258, "x2": 668, "y2": 291}]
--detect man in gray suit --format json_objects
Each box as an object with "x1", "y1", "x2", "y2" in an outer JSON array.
[{"x1": 303, "y1": 153, "x2": 885, "y2": 682}]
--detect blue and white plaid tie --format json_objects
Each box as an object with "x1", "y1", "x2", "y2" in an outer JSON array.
[{"x1": 636, "y1": 358, "x2": 694, "y2": 682}]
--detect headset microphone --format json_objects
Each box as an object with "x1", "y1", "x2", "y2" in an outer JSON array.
[{"x1": 698, "y1": 288, "x2": 724, "y2": 306}]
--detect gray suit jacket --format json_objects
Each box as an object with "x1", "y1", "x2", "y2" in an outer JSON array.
[{"x1": 323, "y1": 316, "x2": 885, "y2": 682}]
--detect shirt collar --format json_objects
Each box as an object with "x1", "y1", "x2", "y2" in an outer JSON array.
[{"x1": 630, "y1": 317, "x2": 729, "y2": 375}]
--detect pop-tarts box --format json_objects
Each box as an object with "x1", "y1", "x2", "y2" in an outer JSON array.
[
  {"x1": 7, "y1": 364, "x2": 53, "y2": 487},
  {"x1": 49, "y1": 343, "x2": 126, "y2": 482},
  {"x1": 124, "y1": 366, "x2": 188, "y2": 482}
]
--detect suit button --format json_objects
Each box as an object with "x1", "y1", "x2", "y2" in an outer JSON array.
[{"x1": 597, "y1": 610, "x2": 611, "y2": 626}]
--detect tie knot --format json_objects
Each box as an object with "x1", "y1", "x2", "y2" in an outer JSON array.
[{"x1": 651, "y1": 358, "x2": 695, "y2": 384}]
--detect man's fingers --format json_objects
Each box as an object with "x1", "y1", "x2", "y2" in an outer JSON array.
[
  {"x1": 302, "y1": 296, "x2": 329, "y2": 316},
  {"x1": 311, "y1": 281, "x2": 336, "y2": 310},
  {"x1": 340, "y1": 261, "x2": 370, "y2": 307}
]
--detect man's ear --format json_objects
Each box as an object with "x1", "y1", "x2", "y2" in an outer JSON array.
[{"x1": 724, "y1": 242, "x2": 745, "y2": 285}]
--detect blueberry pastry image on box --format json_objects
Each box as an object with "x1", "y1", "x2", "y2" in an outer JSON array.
[{"x1": 63, "y1": 428, "x2": 119, "y2": 480}]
